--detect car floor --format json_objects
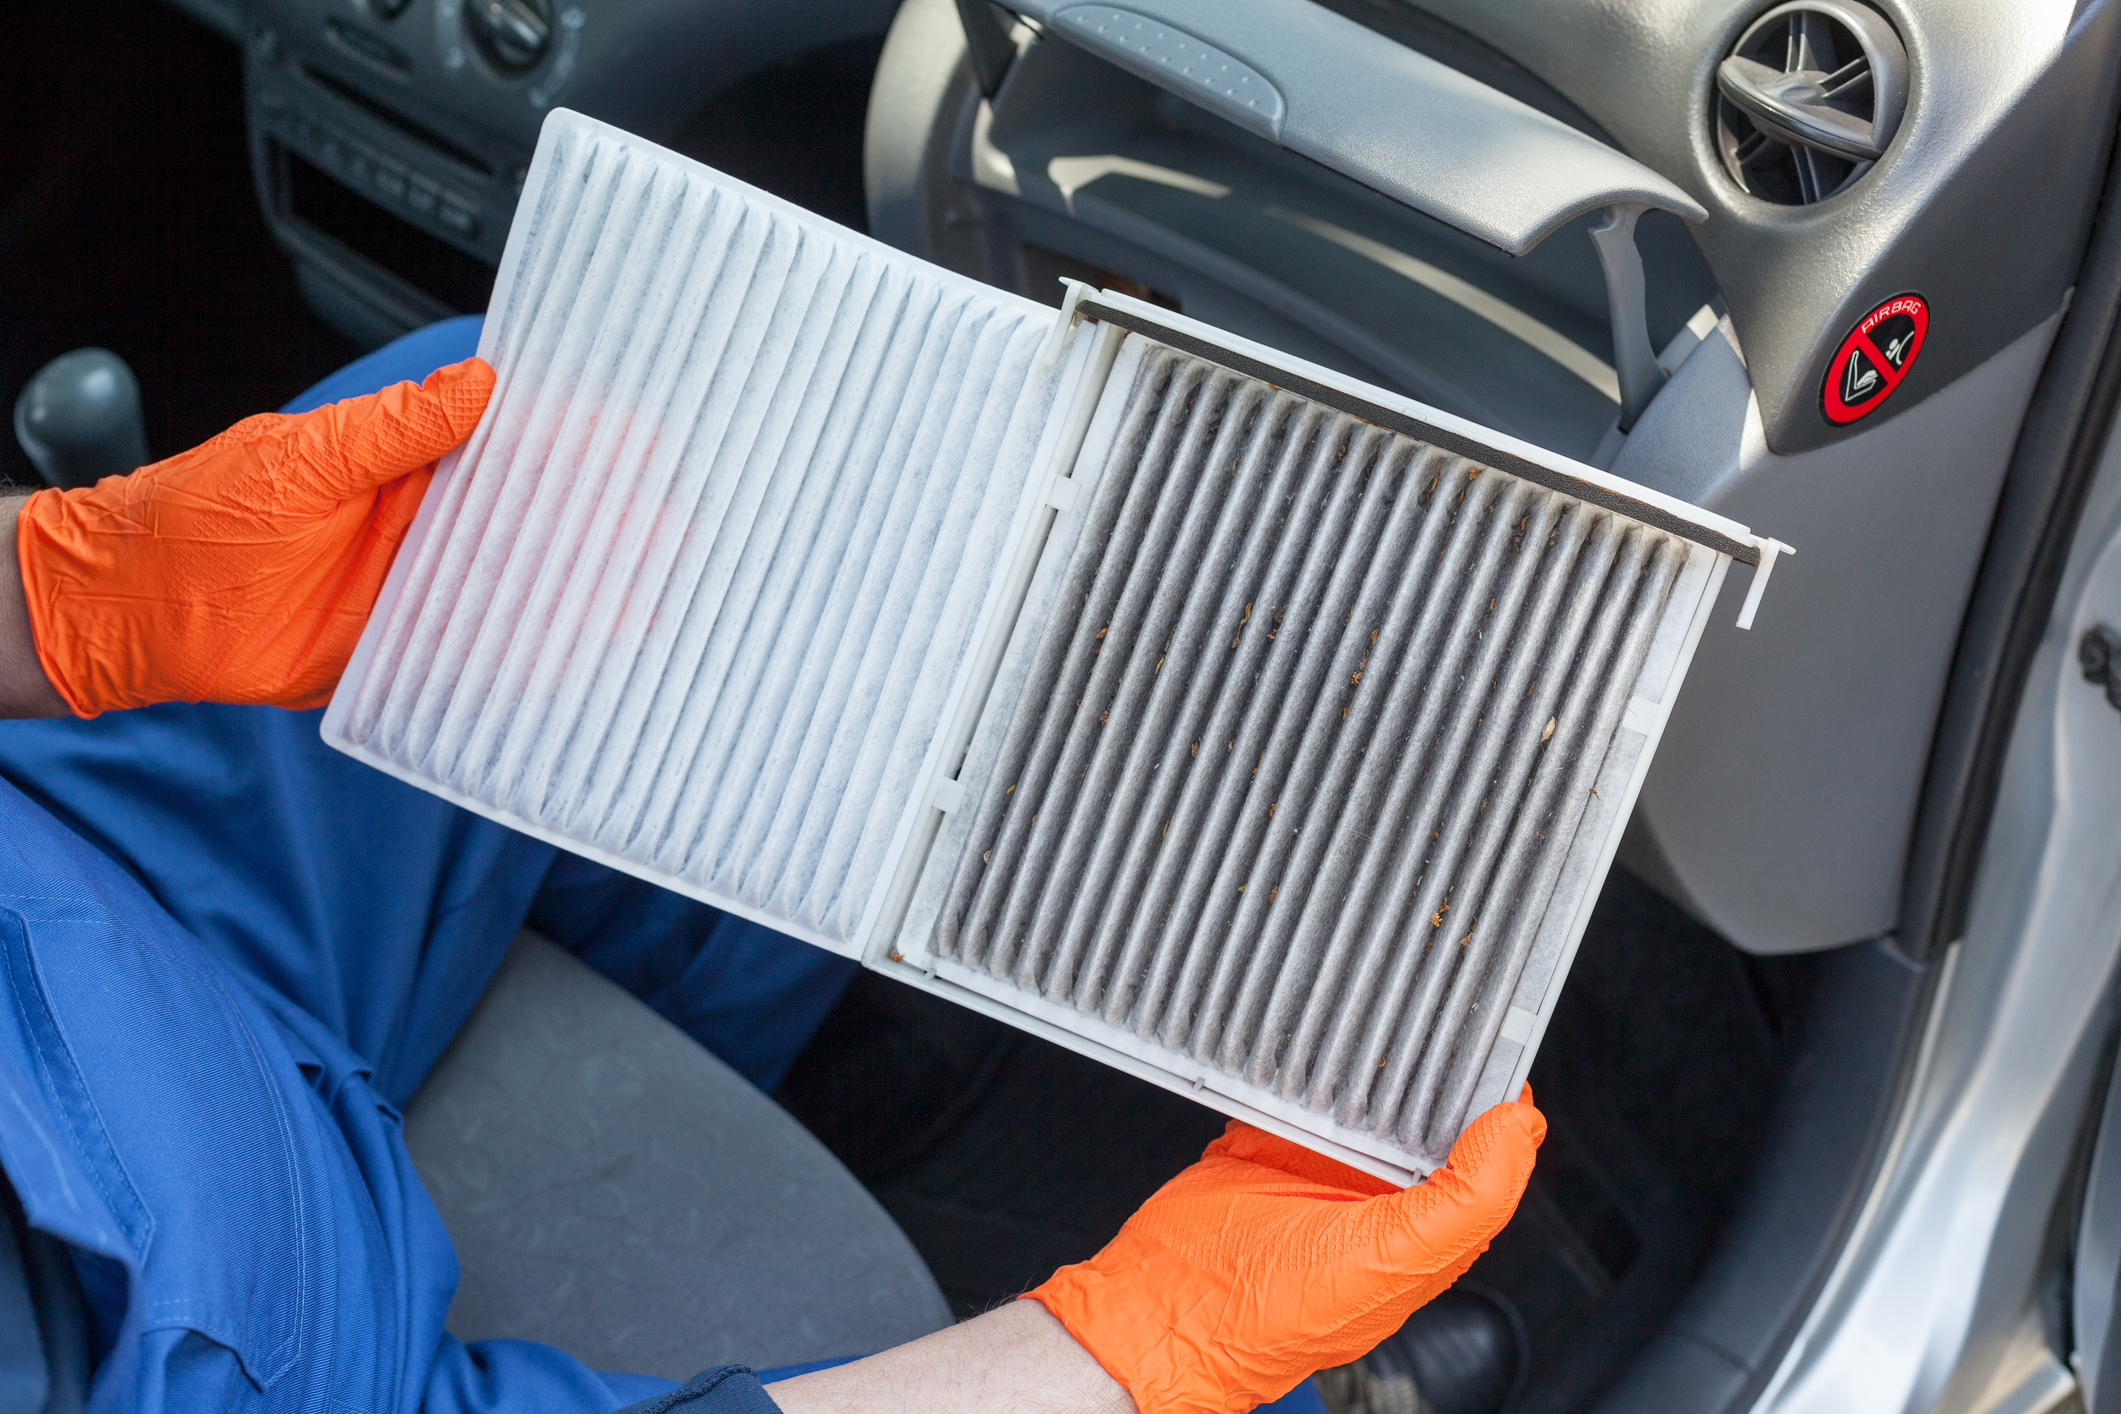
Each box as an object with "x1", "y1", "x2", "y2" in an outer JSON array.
[
  {"x1": 778, "y1": 867, "x2": 1816, "y2": 1413},
  {"x1": 15, "y1": 8, "x2": 1821, "y2": 1410}
]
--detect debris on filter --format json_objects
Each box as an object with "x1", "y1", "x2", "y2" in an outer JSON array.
[
  {"x1": 889, "y1": 950, "x2": 905, "y2": 963},
  {"x1": 911, "y1": 342, "x2": 1732, "y2": 1174}
]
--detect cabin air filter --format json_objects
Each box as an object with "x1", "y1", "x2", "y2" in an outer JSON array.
[{"x1": 324, "y1": 110, "x2": 1789, "y2": 1182}]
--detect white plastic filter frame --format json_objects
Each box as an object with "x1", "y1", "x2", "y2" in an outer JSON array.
[
  {"x1": 324, "y1": 109, "x2": 1080, "y2": 961},
  {"x1": 324, "y1": 110, "x2": 1785, "y2": 1185}
]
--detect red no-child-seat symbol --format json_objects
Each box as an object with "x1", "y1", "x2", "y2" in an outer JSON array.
[{"x1": 1822, "y1": 293, "x2": 1929, "y2": 425}]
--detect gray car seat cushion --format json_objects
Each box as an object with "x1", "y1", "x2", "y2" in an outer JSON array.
[{"x1": 402, "y1": 931, "x2": 953, "y2": 1379}]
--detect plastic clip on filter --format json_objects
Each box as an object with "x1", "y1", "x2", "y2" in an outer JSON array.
[{"x1": 324, "y1": 110, "x2": 1786, "y2": 1182}]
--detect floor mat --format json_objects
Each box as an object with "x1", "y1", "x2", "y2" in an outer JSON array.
[
  {"x1": 779, "y1": 867, "x2": 1816, "y2": 1403},
  {"x1": 777, "y1": 964, "x2": 1230, "y2": 1314}
]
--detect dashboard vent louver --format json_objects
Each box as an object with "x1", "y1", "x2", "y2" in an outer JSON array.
[{"x1": 1715, "y1": 1, "x2": 1907, "y2": 206}]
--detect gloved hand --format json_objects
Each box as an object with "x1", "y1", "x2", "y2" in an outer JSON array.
[
  {"x1": 1028, "y1": 1091, "x2": 1545, "y2": 1414},
  {"x1": 17, "y1": 359, "x2": 494, "y2": 716}
]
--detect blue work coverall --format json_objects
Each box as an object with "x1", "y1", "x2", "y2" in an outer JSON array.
[
  {"x1": 0, "y1": 318, "x2": 846, "y2": 1414},
  {"x1": 0, "y1": 320, "x2": 1331, "y2": 1414}
]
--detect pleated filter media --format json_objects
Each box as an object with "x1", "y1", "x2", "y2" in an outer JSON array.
[
  {"x1": 326, "y1": 110, "x2": 1786, "y2": 1180},
  {"x1": 326, "y1": 112, "x2": 1065, "y2": 949}
]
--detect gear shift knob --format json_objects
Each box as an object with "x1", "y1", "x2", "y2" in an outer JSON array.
[{"x1": 14, "y1": 348, "x2": 149, "y2": 490}]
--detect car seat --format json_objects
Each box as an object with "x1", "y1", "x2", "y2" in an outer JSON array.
[{"x1": 402, "y1": 932, "x2": 952, "y2": 1379}]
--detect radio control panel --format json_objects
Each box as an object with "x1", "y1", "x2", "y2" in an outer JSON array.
[{"x1": 239, "y1": 0, "x2": 894, "y2": 347}]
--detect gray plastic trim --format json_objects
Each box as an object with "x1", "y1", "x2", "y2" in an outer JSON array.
[
  {"x1": 1745, "y1": 385, "x2": 2121, "y2": 1414},
  {"x1": 1005, "y1": 0, "x2": 1706, "y2": 257},
  {"x1": 1616, "y1": 310, "x2": 2058, "y2": 955},
  {"x1": 2080, "y1": 1049, "x2": 2121, "y2": 1411}
]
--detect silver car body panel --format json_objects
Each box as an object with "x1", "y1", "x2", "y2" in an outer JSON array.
[{"x1": 1750, "y1": 386, "x2": 2121, "y2": 1414}]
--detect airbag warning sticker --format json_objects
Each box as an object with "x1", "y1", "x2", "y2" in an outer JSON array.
[{"x1": 1823, "y1": 293, "x2": 1928, "y2": 425}]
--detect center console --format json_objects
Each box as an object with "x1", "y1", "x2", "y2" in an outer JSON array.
[{"x1": 241, "y1": 0, "x2": 899, "y2": 347}]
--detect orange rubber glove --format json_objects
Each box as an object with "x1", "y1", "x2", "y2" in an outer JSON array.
[
  {"x1": 1028, "y1": 1092, "x2": 1545, "y2": 1414},
  {"x1": 17, "y1": 359, "x2": 494, "y2": 716}
]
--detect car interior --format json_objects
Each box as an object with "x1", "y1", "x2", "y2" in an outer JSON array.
[{"x1": 7, "y1": 1, "x2": 2121, "y2": 1411}]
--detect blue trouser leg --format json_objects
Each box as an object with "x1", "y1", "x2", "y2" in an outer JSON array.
[
  {"x1": 0, "y1": 319, "x2": 862, "y2": 1414},
  {"x1": 0, "y1": 319, "x2": 1324, "y2": 1414},
  {"x1": 0, "y1": 315, "x2": 856, "y2": 1105}
]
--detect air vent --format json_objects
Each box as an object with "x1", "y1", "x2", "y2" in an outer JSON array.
[{"x1": 1715, "y1": 2, "x2": 1907, "y2": 205}]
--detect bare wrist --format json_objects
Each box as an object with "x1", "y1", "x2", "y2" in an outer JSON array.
[
  {"x1": 0, "y1": 494, "x2": 71, "y2": 720},
  {"x1": 764, "y1": 1298, "x2": 1134, "y2": 1414}
]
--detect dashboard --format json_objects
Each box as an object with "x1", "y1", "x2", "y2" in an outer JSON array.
[
  {"x1": 208, "y1": 0, "x2": 897, "y2": 344},
  {"x1": 166, "y1": 0, "x2": 2121, "y2": 957}
]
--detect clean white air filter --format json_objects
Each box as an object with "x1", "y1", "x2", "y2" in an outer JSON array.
[
  {"x1": 330, "y1": 112, "x2": 1065, "y2": 950},
  {"x1": 326, "y1": 110, "x2": 1786, "y2": 1181}
]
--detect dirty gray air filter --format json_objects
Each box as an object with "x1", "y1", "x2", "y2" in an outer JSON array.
[
  {"x1": 326, "y1": 111, "x2": 1787, "y2": 1181},
  {"x1": 918, "y1": 351, "x2": 1687, "y2": 1157}
]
